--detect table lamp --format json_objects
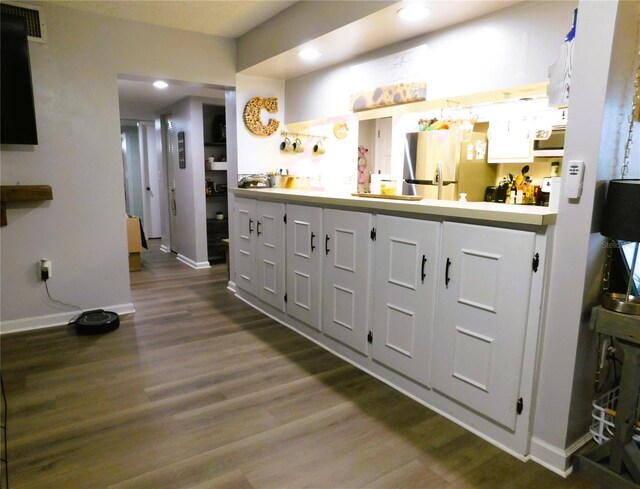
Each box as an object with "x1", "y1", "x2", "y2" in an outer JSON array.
[{"x1": 600, "y1": 179, "x2": 640, "y2": 315}]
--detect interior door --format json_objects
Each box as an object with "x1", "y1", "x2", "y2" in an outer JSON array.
[
  {"x1": 234, "y1": 198, "x2": 257, "y2": 296},
  {"x1": 322, "y1": 209, "x2": 372, "y2": 354},
  {"x1": 371, "y1": 215, "x2": 440, "y2": 386},
  {"x1": 139, "y1": 121, "x2": 162, "y2": 238},
  {"x1": 286, "y1": 204, "x2": 322, "y2": 331},
  {"x1": 432, "y1": 222, "x2": 535, "y2": 431},
  {"x1": 257, "y1": 201, "x2": 286, "y2": 311},
  {"x1": 161, "y1": 113, "x2": 178, "y2": 252},
  {"x1": 120, "y1": 132, "x2": 131, "y2": 215}
]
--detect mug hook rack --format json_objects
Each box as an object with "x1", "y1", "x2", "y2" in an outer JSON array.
[{"x1": 281, "y1": 131, "x2": 327, "y2": 141}]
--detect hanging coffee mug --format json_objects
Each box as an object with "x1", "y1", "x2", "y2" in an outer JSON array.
[
  {"x1": 280, "y1": 137, "x2": 293, "y2": 152},
  {"x1": 293, "y1": 138, "x2": 304, "y2": 153},
  {"x1": 313, "y1": 140, "x2": 325, "y2": 155}
]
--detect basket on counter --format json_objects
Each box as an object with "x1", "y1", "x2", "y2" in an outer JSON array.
[{"x1": 590, "y1": 385, "x2": 640, "y2": 445}]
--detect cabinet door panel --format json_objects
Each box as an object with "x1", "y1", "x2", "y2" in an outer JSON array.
[
  {"x1": 432, "y1": 222, "x2": 535, "y2": 431},
  {"x1": 286, "y1": 205, "x2": 322, "y2": 330},
  {"x1": 322, "y1": 209, "x2": 372, "y2": 354},
  {"x1": 257, "y1": 202, "x2": 286, "y2": 312},
  {"x1": 234, "y1": 198, "x2": 257, "y2": 295},
  {"x1": 371, "y1": 215, "x2": 440, "y2": 386}
]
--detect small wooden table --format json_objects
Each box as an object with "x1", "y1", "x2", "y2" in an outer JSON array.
[{"x1": 581, "y1": 306, "x2": 640, "y2": 486}]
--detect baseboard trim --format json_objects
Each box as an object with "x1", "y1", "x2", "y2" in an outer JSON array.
[
  {"x1": 227, "y1": 280, "x2": 236, "y2": 293},
  {"x1": 0, "y1": 303, "x2": 136, "y2": 335},
  {"x1": 176, "y1": 254, "x2": 210, "y2": 269},
  {"x1": 530, "y1": 432, "x2": 592, "y2": 477},
  {"x1": 159, "y1": 245, "x2": 171, "y2": 253}
]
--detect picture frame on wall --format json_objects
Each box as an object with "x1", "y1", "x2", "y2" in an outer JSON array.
[{"x1": 178, "y1": 131, "x2": 186, "y2": 169}]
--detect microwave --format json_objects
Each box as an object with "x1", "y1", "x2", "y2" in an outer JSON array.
[{"x1": 533, "y1": 127, "x2": 565, "y2": 157}]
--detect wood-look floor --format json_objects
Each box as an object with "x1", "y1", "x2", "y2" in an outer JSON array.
[{"x1": 1, "y1": 241, "x2": 597, "y2": 489}]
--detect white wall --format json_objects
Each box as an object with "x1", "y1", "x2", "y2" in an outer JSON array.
[
  {"x1": 0, "y1": 4, "x2": 235, "y2": 330},
  {"x1": 531, "y1": 0, "x2": 640, "y2": 468},
  {"x1": 235, "y1": 74, "x2": 286, "y2": 175},
  {"x1": 160, "y1": 98, "x2": 199, "y2": 266},
  {"x1": 285, "y1": 1, "x2": 577, "y2": 125},
  {"x1": 160, "y1": 96, "x2": 224, "y2": 268},
  {"x1": 236, "y1": 74, "x2": 360, "y2": 193}
]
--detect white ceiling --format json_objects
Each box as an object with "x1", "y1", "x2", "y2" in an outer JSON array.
[
  {"x1": 106, "y1": 0, "x2": 521, "y2": 119},
  {"x1": 242, "y1": 0, "x2": 521, "y2": 80},
  {"x1": 48, "y1": 0, "x2": 298, "y2": 38},
  {"x1": 118, "y1": 77, "x2": 226, "y2": 121}
]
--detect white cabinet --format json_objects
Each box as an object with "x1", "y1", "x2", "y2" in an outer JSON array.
[
  {"x1": 322, "y1": 209, "x2": 373, "y2": 355},
  {"x1": 256, "y1": 201, "x2": 286, "y2": 311},
  {"x1": 234, "y1": 197, "x2": 258, "y2": 296},
  {"x1": 431, "y1": 222, "x2": 535, "y2": 431},
  {"x1": 286, "y1": 204, "x2": 323, "y2": 330},
  {"x1": 233, "y1": 198, "x2": 286, "y2": 311},
  {"x1": 371, "y1": 215, "x2": 440, "y2": 386}
]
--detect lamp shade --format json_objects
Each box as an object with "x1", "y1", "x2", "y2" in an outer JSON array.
[{"x1": 600, "y1": 179, "x2": 640, "y2": 241}]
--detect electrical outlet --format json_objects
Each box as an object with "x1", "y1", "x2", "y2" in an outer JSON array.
[{"x1": 40, "y1": 258, "x2": 52, "y2": 280}]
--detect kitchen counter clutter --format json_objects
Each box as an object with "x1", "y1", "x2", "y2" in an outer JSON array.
[
  {"x1": 231, "y1": 187, "x2": 557, "y2": 226},
  {"x1": 230, "y1": 189, "x2": 555, "y2": 461}
]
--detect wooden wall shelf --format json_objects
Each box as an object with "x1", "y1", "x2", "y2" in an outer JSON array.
[{"x1": 1, "y1": 185, "x2": 53, "y2": 226}]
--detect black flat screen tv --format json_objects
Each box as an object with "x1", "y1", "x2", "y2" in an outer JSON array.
[{"x1": 1, "y1": 13, "x2": 38, "y2": 145}]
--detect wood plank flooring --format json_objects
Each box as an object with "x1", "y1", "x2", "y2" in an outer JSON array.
[{"x1": 1, "y1": 241, "x2": 597, "y2": 488}]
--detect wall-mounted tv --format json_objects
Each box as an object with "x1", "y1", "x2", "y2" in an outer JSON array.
[{"x1": 1, "y1": 13, "x2": 38, "y2": 145}]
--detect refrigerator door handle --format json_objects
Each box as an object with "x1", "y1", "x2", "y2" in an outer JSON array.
[{"x1": 404, "y1": 179, "x2": 457, "y2": 186}]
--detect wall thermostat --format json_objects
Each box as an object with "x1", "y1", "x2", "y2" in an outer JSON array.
[{"x1": 565, "y1": 160, "x2": 585, "y2": 199}]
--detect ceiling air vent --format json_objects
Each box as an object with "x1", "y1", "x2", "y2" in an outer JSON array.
[{"x1": 1, "y1": 1, "x2": 46, "y2": 42}]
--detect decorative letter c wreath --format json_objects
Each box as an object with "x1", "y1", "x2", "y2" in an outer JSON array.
[{"x1": 243, "y1": 97, "x2": 280, "y2": 136}]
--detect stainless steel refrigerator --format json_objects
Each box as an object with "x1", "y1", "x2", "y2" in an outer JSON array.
[{"x1": 403, "y1": 125, "x2": 497, "y2": 201}]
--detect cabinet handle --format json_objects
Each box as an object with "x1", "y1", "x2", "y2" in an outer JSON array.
[
  {"x1": 311, "y1": 232, "x2": 316, "y2": 252},
  {"x1": 445, "y1": 258, "x2": 451, "y2": 288},
  {"x1": 421, "y1": 255, "x2": 427, "y2": 283},
  {"x1": 249, "y1": 218, "x2": 253, "y2": 234},
  {"x1": 325, "y1": 234, "x2": 330, "y2": 255},
  {"x1": 257, "y1": 220, "x2": 262, "y2": 236}
]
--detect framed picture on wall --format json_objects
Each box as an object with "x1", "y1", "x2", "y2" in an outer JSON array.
[{"x1": 178, "y1": 131, "x2": 186, "y2": 169}]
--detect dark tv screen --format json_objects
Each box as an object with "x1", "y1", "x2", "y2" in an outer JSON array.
[{"x1": 1, "y1": 13, "x2": 38, "y2": 145}]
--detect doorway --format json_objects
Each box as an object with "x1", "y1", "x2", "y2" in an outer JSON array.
[{"x1": 117, "y1": 75, "x2": 235, "y2": 268}]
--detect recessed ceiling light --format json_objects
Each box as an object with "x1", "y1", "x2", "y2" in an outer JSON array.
[
  {"x1": 397, "y1": 3, "x2": 431, "y2": 22},
  {"x1": 298, "y1": 48, "x2": 322, "y2": 61},
  {"x1": 153, "y1": 80, "x2": 169, "y2": 89}
]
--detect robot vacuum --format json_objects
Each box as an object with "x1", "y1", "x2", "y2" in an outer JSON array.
[{"x1": 73, "y1": 310, "x2": 120, "y2": 335}]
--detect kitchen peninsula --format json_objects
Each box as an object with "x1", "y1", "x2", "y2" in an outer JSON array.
[{"x1": 230, "y1": 187, "x2": 556, "y2": 460}]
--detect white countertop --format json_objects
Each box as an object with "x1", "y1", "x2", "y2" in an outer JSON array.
[{"x1": 230, "y1": 188, "x2": 557, "y2": 226}]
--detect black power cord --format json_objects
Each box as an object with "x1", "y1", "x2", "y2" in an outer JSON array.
[{"x1": 42, "y1": 279, "x2": 84, "y2": 324}]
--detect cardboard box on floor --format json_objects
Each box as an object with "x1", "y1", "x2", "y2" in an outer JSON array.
[{"x1": 127, "y1": 216, "x2": 142, "y2": 271}]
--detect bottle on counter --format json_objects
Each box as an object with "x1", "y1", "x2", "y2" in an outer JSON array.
[
  {"x1": 534, "y1": 185, "x2": 542, "y2": 205},
  {"x1": 523, "y1": 178, "x2": 535, "y2": 204}
]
